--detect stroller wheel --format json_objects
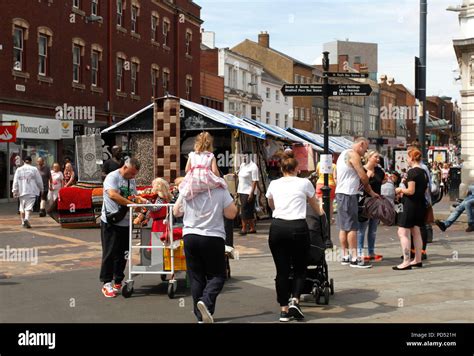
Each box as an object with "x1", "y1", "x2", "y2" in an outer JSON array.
[
  {"x1": 312, "y1": 286, "x2": 319, "y2": 302},
  {"x1": 323, "y1": 287, "x2": 330, "y2": 305},
  {"x1": 330, "y1": 278, "x2": 334, "y2": 295}
]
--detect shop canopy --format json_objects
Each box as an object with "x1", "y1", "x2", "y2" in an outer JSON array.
[
  {"x1": 242, "y1": 118, "x2": 324, "y2": 152},
  {"x1": 102, "y1": 98, "x2": 266, "y2": 140},
  {"x1": 427, "y1": 115, "x2": 451, "y2": 130},
  {"x1": 287, "y1": 128, "x2": 351, "y2": 153}
]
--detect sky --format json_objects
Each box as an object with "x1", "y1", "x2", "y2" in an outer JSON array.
[{"x1": 197, "y1": 0, "x2": 463, "y2": 102}]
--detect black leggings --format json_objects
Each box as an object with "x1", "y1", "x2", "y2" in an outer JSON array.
[{"x1": 268, "y1": 219, "x2": 310, "y2": 306}]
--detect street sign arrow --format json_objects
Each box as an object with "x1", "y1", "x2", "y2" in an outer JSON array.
[
  {"x1": 327, "y1": 72, "x2": 369, "y2": 78},
  {"x1": 329, "y1": 84, "x2": 372, "y2": 97},
  {"x1": 281, "y1": 84, "x2": 323, "y2": 96}
]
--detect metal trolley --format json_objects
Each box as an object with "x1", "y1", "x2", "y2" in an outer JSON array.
[{"x1": 121, "y1": 203, "x2": 186, "y2": 299}]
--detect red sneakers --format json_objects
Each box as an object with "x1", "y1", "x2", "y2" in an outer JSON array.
[
  {"x1": 112, "y1": 283, "x2": 122, "y2": 294},
  {"x1": 364, "y1": 255, "x2": 383, "y2": 262},
  {"x1": 102, "y1": 283, "x2": 117, "y2": 298}
]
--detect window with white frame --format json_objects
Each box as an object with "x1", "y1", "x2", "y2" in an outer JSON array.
[
  {"x1": 186, "y1": 75, "x2": 192, "y2": 100},
  {"x1": 151, "y1": 64, "x2": 159, "y2": 97},
  {"x1": 241, "y1": 71, "x2": 246, "y2": 90},
  {"x1": 163, "y1": 18, "x2": 170, "y2": 46},
  {"x1": 275, "y1": 113, "x2": 280, "y2": 127},
  {"x1": 306, "y1": 108, "x2": 310, "y2": 121},
  {"x1": 117, "y1": 0, "x2": 123, "y2": 27},
  {"x1": 284, "y1": 114, "x2": 288, "y2": 127},
  {"x1": 294, "y1": 107, "x2": 299, "y2": 120},
  {"x1": 229, "y1": 102, "x2": 235, "y2": 112},
  {"x1": 163, "y1": 68, "x2": 170, "y2": 92},
  {"x1": 300, "y1": 108, "x2": 305, "y2": 121},
  {"x1": 284, "y1": 95, "x2": 288, "y2": 103},
  {"x1": 266, "y1": 87, "x2": 270, "y2": 99},
  {"x1": 91, "y1": 50, "x2": 99, "y2": 86},
  {"x1": 151, "y1": 14, "x2": 158, "y2": 41},
  {"x1": 91, "y1": 0, "x2": 98, "y2": 16},
  {"x1": 185, "y1": 30, "x2": 192, "y2": 56},
  {"x1": 229, "y1": 66, "x2": 237, "y2": 88},
  {"x1": 73, "y1": 45, "x2": 81, "y2": 83},
  {"x1": 131, "y1": 60, "x2": 139, "y2": 95},
  {"x1": 116, "y1": 56, "x2": 125, "y2": 91},
  {"x1": 251, "y1": 106, "x2": 257, "y2": 120},
  {"x1": 275, "y1": 89, "x2": 280, "y2": 102},
  {"x1": 13, "y1": 27, "x2": 24, "y2": 71},
  {"x1": 266, "y1": 112, "x2": 270, "y2": 124},
  {"x1": 38, "y1": 34, "x2": 48, "y2": 76},
  {"x1": 131, "y1": 5, "x2": 138, "y2": 33},
  {"x1": 73, "y1": 0, "x2": 80, "y2": 8}
]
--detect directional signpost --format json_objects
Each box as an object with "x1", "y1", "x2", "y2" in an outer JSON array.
[
  {"x1": 329, "y1": 84, "x2": 373, "y2": 97},
  {"x1": 281, "y1": 84, "x2": 323, "y2": 96},
  {"x1": 281, "y1": 52, "x2": 373, "y2": 249},
  {"x1": 327, "y1": 72, "x2": 369, "y2": 79}
]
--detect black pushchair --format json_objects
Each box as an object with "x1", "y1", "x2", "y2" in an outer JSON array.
[{"x1": 303, "y1": 204, "x2": 334, "y2": 305}]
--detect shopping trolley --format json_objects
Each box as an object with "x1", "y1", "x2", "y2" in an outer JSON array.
[{"x1": 121, "y1": 203, "x2": 187, "y2": 299}]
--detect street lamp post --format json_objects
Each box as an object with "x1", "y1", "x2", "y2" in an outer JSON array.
[
  {"x1": 322, "y1": 51, "x2": 333, "y2": 248},
  {"x1": 419, "y1": 0, "x2": 428, "y2": 158}
]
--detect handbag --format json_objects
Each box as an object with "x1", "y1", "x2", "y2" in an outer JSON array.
[
  {"x1": 358, "y1": 194, "x2": 368, "y2": 223},
  {"x1": 425, "y1": 204, "x2": 434, "y2": 224},
  {"x1": 105, "y1": 180, "x2": 130, "y2": 224},
  {"x1": 106, "y1": 205, "x2": 129, "y2": 224}
]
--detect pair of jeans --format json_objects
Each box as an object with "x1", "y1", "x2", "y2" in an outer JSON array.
[
  {"x1": 357, "y1": 218, "x2": 379, "y2": 256},
  {"x1": 268, "y1": 219, "x2": 309, "y2": 306},
  {"x1": 183, "y1": 234, "x2": 226, "y2": 321},
  {"x1": 99, "y1": 221, "x2": 129, "y2": 284},
  {"x1": 444, "y1": 195, "x2": 474, "y2": 227}
]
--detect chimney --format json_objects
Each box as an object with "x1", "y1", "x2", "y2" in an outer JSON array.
[
  {"x1": 338, "y1": 54, "x2": 349, "y2": 71},
  {"x1": 258, "y1": 31, "x2": 270, "y2": 48}
]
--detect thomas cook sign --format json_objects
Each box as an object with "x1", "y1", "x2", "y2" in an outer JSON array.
[{"x1": 2, "y1": 114, "x2": 73, "y2": 140}]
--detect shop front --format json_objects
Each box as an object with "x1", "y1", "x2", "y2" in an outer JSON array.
[{"x1": 0, "y1": 114, "x2": 73, "y2": 202}]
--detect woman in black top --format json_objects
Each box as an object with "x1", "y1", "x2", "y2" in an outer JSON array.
[
  {"x1": 357, "y1": 150, "x2": 386, "y2": 263},
  {"x1": 393, "y1": 148, "x2": 428, "y2": 270}
]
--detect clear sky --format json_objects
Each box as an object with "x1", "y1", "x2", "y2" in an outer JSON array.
[{"x1": 197, "y1": 0, "x2": 462, "y2": 102}]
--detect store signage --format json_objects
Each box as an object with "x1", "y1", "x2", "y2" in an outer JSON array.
[
  {"x1": 2, "y1": 114, "x2": 73, "y2": 140},
  {"x1": 15, "y1": 84, "x2": 26, "y2": 92},
  {"x1": 0, "y1": 122, "x2": 18, "y2": 142}
]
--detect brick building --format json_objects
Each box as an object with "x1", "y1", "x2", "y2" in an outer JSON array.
[
  {"x1": 0, "y1": 0, "x2": 202, "y2": 201},
  {"x1": 200, "y1": 40, "x2": 224, "y2": 110},
  {"x1": 427, "y1": 96, "x2": 458, "y2": 146},
  {"x1": 231, "y1": 32, "x2": 315, "y2": 132}
]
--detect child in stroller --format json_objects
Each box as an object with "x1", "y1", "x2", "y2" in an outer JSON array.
[
  {"x1": 289, "y1": 203, "x2": 334, "y2": 305},
  {"x1": 302, "y1": 203, "x2": 334, "y2": 305}
]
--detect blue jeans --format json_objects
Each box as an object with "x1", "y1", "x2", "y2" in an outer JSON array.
[
  {"x1": 444, "y1": 195, "x2": 474, "y2": 227},
  {"x1": 357, "y1": 218, "x2": 379, "y2": 256}
]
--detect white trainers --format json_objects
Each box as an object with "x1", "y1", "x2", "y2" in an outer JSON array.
[
  {"x1": 225, "y1": 245, "x2": 235, "y2": 259},
  {"x1": 102, "y1": 283, "x2": 116, "y2": 298},
  {"x1": 197, "y1": 301, "x2": 214, "y2": 323}
]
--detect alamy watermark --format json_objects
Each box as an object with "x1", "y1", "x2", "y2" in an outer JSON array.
[
  {"x1": 216, "y1": 151, "x2": 258, "y2": 168},
  {"x1": 55, "y1": 103, "x2": 95, "y2": 123},
  {"x1": 0, "y1": 245, "x2": 38, "y2": 265},
  {"x1": 380, "y1": 104, "x2": 419, "y2": 122}
]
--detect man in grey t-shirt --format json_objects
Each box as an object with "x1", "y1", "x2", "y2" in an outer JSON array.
[
  {"x1": 173, "y1": 188, "x2": 238, "y2": 323},
  {"x1": 99, "y1": 158, "x2": 140, "y2": 298}
]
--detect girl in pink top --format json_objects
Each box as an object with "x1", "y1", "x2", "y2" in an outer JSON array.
[{"x1": 179, "y1": 132, "x2": 227, "y2": 200}]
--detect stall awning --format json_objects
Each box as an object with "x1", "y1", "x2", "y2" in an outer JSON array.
[
  {"x1": 287, "y1": 128, "x2": 350, "y2": 153},
  {"x1": 180, "y1": 99, "x2": 265, "y2": 139},
  {"x1": 242, "y1": 118, "x2": 323, "y2": 152},
  {"x1": 102, "y1": 99, "x2": 266, "y2": 140},
  {"x1": 427, "y1": 115, "x2": 451, "y2": 130},
  {"x1": 102, "y1": 104, "x2": 154, "y2": 134}
]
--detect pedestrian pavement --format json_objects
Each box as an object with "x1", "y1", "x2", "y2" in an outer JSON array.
[{"x1": 0, "y1": 202, "x2": 473, "y2": 323}]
